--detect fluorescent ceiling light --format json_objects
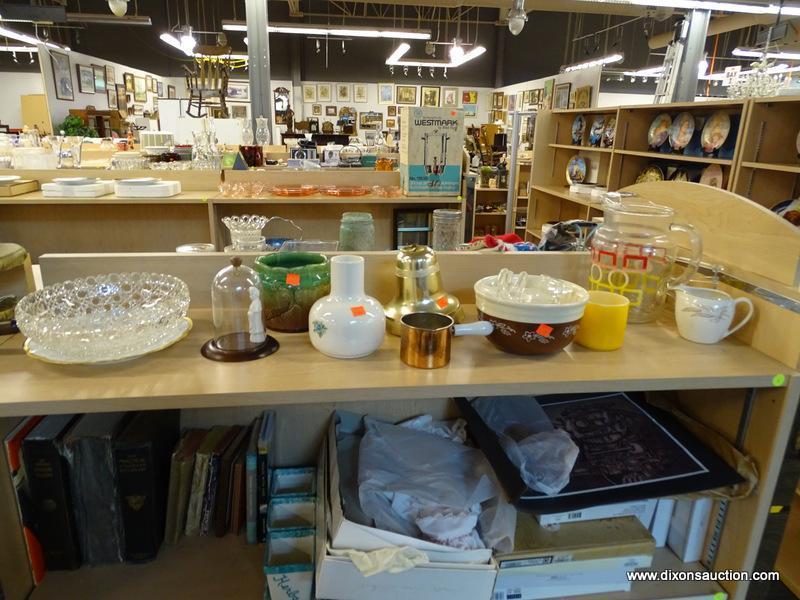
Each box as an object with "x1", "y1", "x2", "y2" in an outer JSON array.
[
  {"x1": 733, "y1": 46, "x2": 800, "y2": 60},
  {"x1": 385, "y1": 42, "x2": 486, "y2": 67},
  {"x1": 568, "y1": 0, "x2": 800, "y2": 16},
  {"x1": 161, "y1": 30, "x2": 196, "y2": 56},
  {"x1": 65, "y1": 13, "x2": 152, "y2": 26},
  {"x1": 0, "y1": 25, "x2": 69, "y2": 51},
  {"x1": 221, "y1": 20, "x2": 430, "y2": 40},
  {"x1": 563, "y1": 53, "x2": 624, "y2": 72}
]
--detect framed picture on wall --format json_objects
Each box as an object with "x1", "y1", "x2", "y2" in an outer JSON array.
[
  {"x1": 115, "y1": 84, "x2": 128, "y2": 117},
  {"x1": 353, "y1": 84, "x2": 368, "y2": 103},
  {"x1": 462, "y1": 90, "x2": 477, "y2": 105},
  {"x1": 77, "y1": 65, "x2": 95, "y2": 94},
  {"x1": 92, "y1": 65, "x2": 106, "y2": 92},
  {"x1": 302, "y1": 84, "x2": 317, "y2": 102},
  {"x1": 387, "y1": 105, "x2": 397, "y2": 117},
  {"x1": 227, "y1": 81, "x2": 250, "y2": 101},
  {"x1": 145, "y1": 75, "x2": 153, "y2": 93},
  {"x1": 50, "y1": 51, "x2": 74, "y2": 101},
  {"x1": 152, "y1": 96, "x2": 159, "y2": 114},
  {"x1": 134, "y1": 76, "x2": 147, "y2": 102},
  {"x1": 378, "y1": 82, "x2": 394, "y2": 105},
  {"x1": 386, "y1": 118, "x2": 396, "y2": 129},
  {"x1": 421, "y1": 86, "x2": 440, "y2": 108},
  {"x1": 442, "y1": 87, "x2": 459, "y2": 107},
  {"x1": 124, "y1": 72, "x2": 135, "y2": 92},
  {"x1": 553, "y1": 82, "x2": 571, "y2": 109},
  {"x1": 325, "y1": 105, "x2": 337, "y2": 116},
  {"x1": 107, "y1": 87, "x2": 118, "y2": 109},
  {"x1": 157, "y1": 81, "x2": 164, "y2": 97},
  {"x1": 105, "y1": 65, "x2": 115, "y2": 87},
  {"x1": 336, "y1": 83, "x2": 351, "y2": 102},
  {"x1": 312, "y1": 104, "x2": 322, "y2": 116},
  {"x1": 574, "y1": 85, "x2": 592, "y2": 109},
  {"x1": 396, "y1": 85, "x2": 417, "y2": 105},
  {"x1": 358, "y1": 111, "x2": 383, "y2": 130},
  {"x1": 464, "y1": 103, "x2": 476, "y2": 117},
  {"x1": 317, "y1": 83, "x2": 332, "y2": 102},
  {"x1": 230, "y1": 104, "x2": 248, "y2": 119},
  {"x1": 522, "y1": 90, "x2": 530, "y2": 106},
  {"x1": 167, "y1": 84, "x2": 176, "y2": 99},
  {"x1": 543, "y1": 79, "x2": 555, "y2": 110}
]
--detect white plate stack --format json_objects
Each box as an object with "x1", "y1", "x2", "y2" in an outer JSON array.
[
  {"x1": 42, "y1": 178, "x2": 115, "y2": 198},
  {"x1": 114, "y1": 178, "x2": 182, "y2": 198}
]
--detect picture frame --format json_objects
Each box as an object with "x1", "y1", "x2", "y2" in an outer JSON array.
[
  {"x1": 107, "y1": 87, "x2": 118, "y2": 109},
  {"x1": 105, "y1": 65, "x2": 115, "y2": 87},
  {"x1": 317, "y1": 83, "x2": 332, "y2": 102},
  {"x1": 395, "y1": 85, "x2": 417, "y2": 105},
  {"x1": 543, "y1": 79, "x2": 554, "y2": 110},
  {"x1": 507, "y1": 93, "x2": 516, "y2": 113},
  {"x1": 522, "y1": 90, "x2": 530, "y2": 106},
  {"x1": 421, "y1": 86, "x2": 440, "y2": 108},
  {"x1": 312, "y1": 103, "x2": 322, "y2": 116},
  {"x1": 77, "y1": 65, "x2": 95, "y2": 94},
  {"x1": 226, "y1": 81, "x2": 250, "y2": 101},
  {"x1": 462, "y1": 90, "x2": 477, "y2": 105},
  {"x1": 325, "y1": 105, "x2": 337, "y2": 116},
  {"x1": 553, "y1": 82, "x2": 571, "y2": 109},
  {"x1": 145, "y1": 75, "x2": 153, "y2": 93},
  {"x1": 358, "y1": 111, "x2": 383, "y2": 130},
  {"x1": 302, "y1": 84, "x2": 317, "y2": 102},
  {"x1": 115, "y1": 84, "x2": 128, "y2": 117},
  {"x1": 92, "y1": 65, "x2": 106, "y2": 93},
  {"x1": 134, "y1": 76, "x2": 147, "y2": 102},
  {"x1": 378, "y1": 82, "x2": 394, "y2": 105},
  {"x1": 167, "y1": 84, "x2": 176, "y2": 99},
  {"x1": 574, "y1": 85, "x2": 592, "y2": 109},
  {"x1": 157, "y1": 81, "x2": 164, "y2": 97},
  {"x1": 387, "y1": 105, "x2": 397, "y2": 117},
  {"x1": 492, "y1": 91, "x2": 504, "y2": 109},
  {"x1": 353, "y1": 83, "x2": 368, "y2": 103},
  {"x1": 386, "y1": 118, "x2": 396, "y2": 129},
  {"x1": 502, "y1": 94, "x2": 509, "y2": 110},
  {"x1": 230, "y1": 104, "x2": 248, "y2": 119},
  {"x1": 336, "y1": 83, "x2": 351, "y2": 102},
  {"x1": 442, "y1": 87, "x2": 459, "y2": 108},
  {"x1": 50, "y1": 51, "x2": 73, "y2": 101},
  {"x1": 152, "y1": 96, "x2": 158, "y2": 114},
  {"x1": 124, "y1": 72, "x2": 135, "y2": 93},
  {"x1": 463, "y1": 103, "x2": 477, "y2": 117}
]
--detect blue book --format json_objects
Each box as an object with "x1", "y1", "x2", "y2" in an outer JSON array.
[
  {"x1": 257, "y1": 411, "x2": 276, "y2": 542},
  {"x1": 245, "y1": 416, "x2": 262, "y2": 544}
]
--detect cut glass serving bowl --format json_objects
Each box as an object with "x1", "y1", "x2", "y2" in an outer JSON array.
[{"x1": 15, "y1": 272, "x2": 191, "y2": 363}]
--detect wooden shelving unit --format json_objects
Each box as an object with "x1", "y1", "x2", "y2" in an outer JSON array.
[
  {"x1": 512, "y1": 160, "x2": 531, "y2": 235},
  {"x1": 471, "y1": 186, "x2": 509, "y2": 238}
]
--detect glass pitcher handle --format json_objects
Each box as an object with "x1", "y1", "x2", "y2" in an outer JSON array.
[{"x1": 668, "y1": 222, "x2": 703, "y2": 288}]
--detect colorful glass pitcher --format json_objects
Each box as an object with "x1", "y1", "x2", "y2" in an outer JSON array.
[{"x1": 589, "y1": 195, "x2": 702, "y2": 323}]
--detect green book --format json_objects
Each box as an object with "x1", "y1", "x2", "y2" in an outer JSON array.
[
  {"x1": 164, "y1": 429, "x2": 208, "y2": 544},
  {"x1": 184, "y1": 427, "x2": 228, "y2": 537}
]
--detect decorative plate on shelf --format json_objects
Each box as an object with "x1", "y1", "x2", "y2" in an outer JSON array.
[
  {"x1": 119, "y1": 177, "x2": 160, "y2": 186},
  {"x1": 771, "y1": 198, "x2": 800, "y2": 227},
  {"x1": 647, "y1": 113, "x2": 672, "y2": 148},
  {"x1": 566, "y1": 155, "x2": 587, "y2": 184},
  {"x1": 602, "y1": 118, "x2": 616, "y2": 148},
  {"x1": 0, "y1": 175, "x2": 21, "y2": 183},
  {"x1": 635, "y1": 164, "x2": 664, "y2": 184},
  {"x1": 52, "y1": 177, "x2": 99, "y2": 186},
  {"x1": 699, "y1": 164, "x2": 724, "y2": 188},
  {"x1": 669, "y1": 168, "x2": 690, "y2": 182},
  {"x1": 571, "y1": 115, "x2": 586, "y2": 145},
  {"x1": 669, "y1": 112, "x2": 695, "y2": 151},
  {"x1": 589, "y1": 116, "x2": 606, "y2": 147},
  {"x1": 701, "y1": 112, "x2": 731, "y2": 153},
  {"x1": 319, "y1": 185, "x2": 371, "y2": 197}
]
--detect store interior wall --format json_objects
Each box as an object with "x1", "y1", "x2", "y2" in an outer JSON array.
[
  {"x1": 494, "y1": 65, "x2": 603, "y2": 105},
  {"x1": 0, "y1": 72, "x2": 45, "y2": 129}
]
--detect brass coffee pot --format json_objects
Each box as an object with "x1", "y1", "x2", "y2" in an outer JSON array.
[{"x1": 384, "y1": 245, "x2": 464, "y2": 335}]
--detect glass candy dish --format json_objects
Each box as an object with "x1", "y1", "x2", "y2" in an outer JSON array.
[
  {"x1": 319, "y1": 185, "x2": 370, "y2": 197},
  {"x1": 269, "y1": 185, "x2": 319, "y2": 197},
  {"x1": 15, "y1": 272, "x2": 191, "y2": 364},
  {"x1": 371, "y1": 185, "x2": 402, "y2": 197}
]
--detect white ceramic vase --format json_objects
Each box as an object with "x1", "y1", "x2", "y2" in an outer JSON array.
[{"x1": 308, "y1": 255, "x2": 385, "y2": 358}]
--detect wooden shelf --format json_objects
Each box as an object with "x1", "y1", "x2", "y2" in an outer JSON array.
[
  {"x1": 740, "y1": 161, "x2": 800, "y2": 174},
  {"x1": 531, "y1": 184, "x2": 600, "y2": 209},
  {"x1": 212, "y1": 194, "x2": 462, "y2": 205},
  {"x1": 31, "y1": 535, "x2": 263, "y2": 600},
  {"x1": 549, "y1": 143, "x2": 614, "y2": 154},
  {"x1": 0, "y1": 192, "x2": 214, "y2": 206},
  {"x1": 0, "y1": 306, "x2": 788, "y2": 417},
  {"x1": 475, "y1": 211, "x2": 507, "y2": 216},
  {"x1": 475, "y1": 187, "x2": 509, "y2": 192},
  {"x1": 615, "y1": 150, "x2": 733, "y2": 166}
]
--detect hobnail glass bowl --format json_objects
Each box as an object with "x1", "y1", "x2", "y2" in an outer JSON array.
[{"x1": 15, "y1": 272, "x2": 190, "y2": 363}]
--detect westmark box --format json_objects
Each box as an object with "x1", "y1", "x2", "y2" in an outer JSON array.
[{"x1": 399, "y1": 107, "x2": 464, "y2": 196}]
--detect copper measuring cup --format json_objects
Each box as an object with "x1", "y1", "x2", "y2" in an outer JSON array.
[{"x1": 400, "y1": 312, "x2": 494, "y2": 369}]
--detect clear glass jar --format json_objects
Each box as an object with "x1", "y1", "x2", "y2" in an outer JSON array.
[
  {"x1": 432, "y1": 208, "x2": 463, "y2": 251},
  {"x1": 339, "y1": 212, "x2": 375, "y2": 251}
]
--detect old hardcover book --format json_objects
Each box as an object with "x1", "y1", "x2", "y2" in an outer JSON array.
[
  {"x1": 65, "y1": 412, "x2": 132, "y2": 565},
  {"x1": 113, "y1": 410, "x2": 180, "y2": 562},
  {"x1": 3, "y1": 416, "x2": 46, "y2": 586},
  {"x1": 21, "y1": 414, "x2": 81, "y2": 571},
  {"x1": 257, "y1": 411, "x2": 276, "y2": 542},
  {"x1": 245, "y1": 416, "x2": 262, "y2": 544},
  {"x1": 185, "y1": 426, "x2": 229, "y2": 536},
  {"x1": 213, "y1": 424, "x2": 250, "y2": 537},
  {"x1": 229, "y1": 450, "x2": 246, "y2": 535},
  {"x1": 164, "y1": 429, "x2": 208, "y2": 544},
  {"x1": 200, "y1": 425, "x2": 243, "y2": 535}
]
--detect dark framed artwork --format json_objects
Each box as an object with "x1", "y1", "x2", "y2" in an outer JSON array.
[
  {"x1": 395, "y1": 85, "x2": 417, "y2": 105},
  {"x1": 420, "y1": 85, "x2": 441, "y2": 108},
  {"x1": 77, "y1": 65, "x2": 95, "y2": 94},
  {"x1": 387, "y1": 105, "x2": 397, "y2": 117},
  {"x1": 50, "y1": 50, "x2": 73, "y2": 101},
  {"x1": 145, "y1": 75, "x2": 153, "y2": 93},
  {"x1": 553, "y1": 82, "x2": 571, "y2": 110},
  {"x1": 107, "y1": 87, "x2": 118, "y2": 109},
  {"x1": 124, "y1": 72, "x2": 135, "y2": 93},
  {"x1": 167, "y1": 84, "x2": 176, "y2": 99},
  {"x1": 92, "y1": 65, "x2": 106, "y2": 92},
  {"x1": 157, "y1": 81, "x2": 164, "y2": 97},
  {"x1": 134, "y1": 76, "x2": 147, "y2": 103},
  {"x1": 325, "y1": 105, "x2": 337, "y2": 116},
  {"x1": 116, "y1": 84, "x2": 128, "y2": 117}
]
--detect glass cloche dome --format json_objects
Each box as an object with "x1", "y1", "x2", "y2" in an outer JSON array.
[{"x1": 201, "y1": 256, "x2": 279, "y2": 361}]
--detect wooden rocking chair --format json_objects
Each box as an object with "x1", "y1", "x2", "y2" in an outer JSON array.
[{"x1": 184, "y1": 59, "x2": 230, "y2": 118}]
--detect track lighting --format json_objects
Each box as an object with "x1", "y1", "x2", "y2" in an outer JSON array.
[
  {"x1": 28, "y1": 51, "x2": 34, "y2": 64},
  {"x1": 429, "y1": 67, "x2": 434, "y2": 78},
  {"x1": 341, "y1": 40, "x2": 346, "y2": 54},
  {"x1": 507, "y1": 0, "x2": 528, "y2": 36},
  {"x1": 403, "y1": 66, "x2": 408, "y2": 76},
  {"x1": 316, "y1": 39, "x2": 321, "y2": 54},
  {"x1": 108, "y1": 0, "x2": 129, "y2": 17},
  {"x1": 12, "y1": 51, "x2": 18, "y2": 64},
  {"x1": 417, "y1": 66, "x2": 422, "y2": 77},
  {"x1": 443, "y1": 67, "x2": 447, "y2": 78},
  {"x1": 389, "y1": 65, "x2": 394, "y2": 75}
]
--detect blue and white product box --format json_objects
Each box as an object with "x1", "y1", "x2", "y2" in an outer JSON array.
[
  {"x1": 263, "y1": 529, "x2": 315, "y2": 600},
  {"x1": 399, "y1": 107, "x2": 464, "y2": 196}
]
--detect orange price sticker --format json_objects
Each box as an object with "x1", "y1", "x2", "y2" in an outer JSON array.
[
  {"x1": 536, "y1": 323, "x2": 554, "y2": 337},
  {"x1": 285, "y1": 273, "x2": 300, "y2": 286},
  {"x1": 350, "y1": 305, "x2": 366, "y2": 317},
  {"x1": 436, "y1": 296, "x2": 449, "y2": 309}
]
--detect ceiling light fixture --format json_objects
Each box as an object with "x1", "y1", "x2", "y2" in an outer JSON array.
[
  {"x1": 429, "y1": 66, "x2": 435, "y2": 77},
  {"x1": 562, "y1": 52, "x2": 624, "y2": 72},
  {"x1": 566, "y1": 0, "x2": 800, "y2": 16},
  {"x1": 180, "y1": 26, "x2": 196, "y2": 55},
  {"x1": 507, "y1": 0, "x2": 528, "y2": 36},
  {"x1": 733, "y1": 46, "x2": 800, "y2": 60},
  {"x1": 418, "y1": 65, "x2": 422, "y2": 77},
  {"x1": 0, "y1": 25, "x2": 69, "y2": 51},
  {"x1": 66, "y1": 13, "x2": 152, "y2": 26},
  {"x1": 107, "y1": 0, "x2": 129, "y2": 17},
  {"x1": 0, "y1": 44, "x2": 36, "y2": 53},
  {"x1": 386, "y1": 42, "x2": 487, "y2": 68},
  {"x1": 449, "y1": 38, "x2": 465, "y2": 62},
  {"x1": 221, "y1": 20, "x2": 430, "y2": 40},
  {"x1": 28, "y1": 50, "x2": 34, "y2": 63}
]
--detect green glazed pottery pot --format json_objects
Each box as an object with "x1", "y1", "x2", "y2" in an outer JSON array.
[{"x1": 254, "y1": 253, "x2": 331, "y2": 333}]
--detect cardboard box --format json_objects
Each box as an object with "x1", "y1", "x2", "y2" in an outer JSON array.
[
  {"x1": 326, "y1": 411, "x2": 492, "y2": 564},
  {"x1": 668, "y1": 498, "x2": 712, "y2": 562},
  {"x1": 399, "y1": 107, "x2": 464, "y2": 196},
  {"x1": 536, "y1": 499, "x2": 658, "y2": 527},
  {"x1": 0, "y1": 179, "x2": 39, "y2": 196},
  {"x1": 263, "y1": 529, "x2": 315, "y2": 600},
  {"x1": 268, "y1": 497, "x2": 315, "y2": 532},
  {"x1": 315, "y1": 421, "x2": 498, "y2": 600}
]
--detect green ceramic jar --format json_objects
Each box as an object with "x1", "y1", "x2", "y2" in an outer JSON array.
[{"x1": 254, "y1": 252, "x2": 331, "y2": 332}]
